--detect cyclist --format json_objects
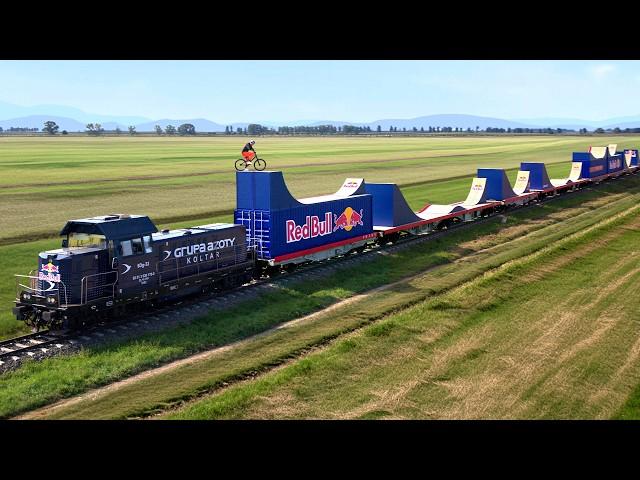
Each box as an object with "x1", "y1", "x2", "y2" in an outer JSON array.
[{"x1": 241, "y1": 140, "x2": 256, "y2": 164}]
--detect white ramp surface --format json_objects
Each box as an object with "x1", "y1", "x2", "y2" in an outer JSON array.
[
  {"x1": 625, "y1": 152, "x2": 633, "y2": 168},
  {"x1": 513, "y1": 171, "x2": 530, "y2": 195},
  {"x1": 589, "y1": 146, "x2": 607, "y2": 159},
  {"x1": 300, "y1": 177, "x2": 365, "y2": 203},
  {"x1": 551, "y1": 162, "x2": 582, "y2": 187},
  {"x1": 335, "y1": 178, "x2": 365, "y2": 197},
  {"x1": 569, "y1": 162, "x2": 582, "y2": 181},
  {"x1": 463, "y1": 178, "x2": 487, "y2": 206}
]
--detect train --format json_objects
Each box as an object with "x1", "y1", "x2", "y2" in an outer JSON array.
[{"x1": 13, "y1": 144, "x2": 639, "y2": 331}]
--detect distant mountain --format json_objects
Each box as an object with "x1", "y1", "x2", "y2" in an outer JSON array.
[
  {"x1": 515, "y1": 115, "x2": 640, "y2": 130},
  {"x1": 2, "y1": 100, "x2": 640, "y2": 133},
  {"x1": 0, "y1": 101, "x2": 151, "y2": 127},
  {"x1": 0, "y1": 115, "x2": 86, "y2": 131}
]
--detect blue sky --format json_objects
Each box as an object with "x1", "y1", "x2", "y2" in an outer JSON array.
[{"x1": 0, "y1": 60, "x2": 638, "y2": 122}]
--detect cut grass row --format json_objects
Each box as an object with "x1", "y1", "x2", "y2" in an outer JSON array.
[
  {"x1": 17, "y1": 175, "x2": 640, "y2": 419},
  {"x1": 166, "y1": 198, "x2": 640, "y2": 419}
]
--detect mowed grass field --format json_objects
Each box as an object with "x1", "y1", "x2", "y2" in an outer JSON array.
[
  {"x1": 0, "y1": 135, "x2": 638, "y2": 338},
  {"x1": 1, "y1": 134, "x2": 640, "y2": 420},
  {"x1": 13, "y1": 173, "x2": 640, "y2": 420}
]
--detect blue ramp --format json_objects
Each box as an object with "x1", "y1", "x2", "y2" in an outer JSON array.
[
  {"x1": 477, "y1": 169, "x2": 516, "y2": 201},
  {"x1": 520, "y1": 163, "x2": 553, "y2": 190},
  {"x1": 363, "y1": 183, "x2": 422, "y2": 227},
  {"x1": 236, "y1": 171, "x2": 302, "y2": 211}
]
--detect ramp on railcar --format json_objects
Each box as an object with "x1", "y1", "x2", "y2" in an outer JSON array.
[
  {"x1": 300, "y1": 178, "x2": 366, "y2": 204},
  {"x1": 550, "y1": 162, "x2": 583, "y2": 187},
  {"x1": 512, "y1": 170, "x2": 531, "y2": 195}
]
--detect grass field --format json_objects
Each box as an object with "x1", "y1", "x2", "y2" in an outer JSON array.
[
  {"x1": 13, "y1": 174, "x2": 640, "y2": 420},
  {"x1": 2, "y1": 135, "x2": 640, "y2": 420},
  {"x1": 1, "y1": 135, "x2": 638, "y2": 338}
]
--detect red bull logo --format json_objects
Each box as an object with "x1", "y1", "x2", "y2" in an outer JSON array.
[
  {"x1": 333, "y1": 207, "x2": 364, "y2": 232},
  {"x1": 286, "y1": 213, "x2": 333, "y2": 243},
  {"x1": 39, "y1": 261, "x2": 61, "y2": 282},
  {"x1": 41, "y1": 261, "x2": 59, "y2": 274}
]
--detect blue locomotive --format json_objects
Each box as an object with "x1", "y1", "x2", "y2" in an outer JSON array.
[{"x1": 14, "y1": 214, "x2": 255, "y2": 330}]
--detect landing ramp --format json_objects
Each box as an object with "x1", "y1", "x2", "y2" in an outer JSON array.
[
  {"x1": 550, "y1": 162, "x2": 582, "y2": 187},
  {"x1": 300, "y1": 178, "x2": 366, "y2": 204},
  {"x1": 476, "y1": 168, "x2": 516, "y2": 201},
  {"x1": 363, "y1": 183, "x2": 422, "y2": 228},
  {"x1": 520, "y1": 163, "x2": 552, "y2": 190},
  {"x1": 513, "y1": 171, "x2": 531, "y2": 195}
]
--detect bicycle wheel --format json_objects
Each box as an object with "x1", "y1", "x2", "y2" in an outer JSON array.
[
  {"x1": 254, "y1": 158, "x2": 266, "y2": 171},
  {"x1": 235, "y1": 159, "x2": 247, "y2": 171}
]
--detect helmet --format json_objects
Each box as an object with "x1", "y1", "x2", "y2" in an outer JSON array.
[{"x1": 249, "y1": 140, "x2": 255, "y2": 145}]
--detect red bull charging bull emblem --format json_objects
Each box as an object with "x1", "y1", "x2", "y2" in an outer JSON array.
[
  {"x1": 39, "y1": 261, "x2": 61, "y2": 282},
  {"x1": 333, "y1": 207, "x2": 364, "y2": 232}
]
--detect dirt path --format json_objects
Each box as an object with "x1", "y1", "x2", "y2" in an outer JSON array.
[{"x1": 15, "y1": 268, "x2": 428, "y2": 420}]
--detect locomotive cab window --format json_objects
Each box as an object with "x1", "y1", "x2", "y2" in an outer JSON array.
[
  {"x1": 118, "y1": 238, "x2": 150, "y2": 256},
  {"x1": 143, "y1": 235, "x2": 153, "y2": 253},
  {"x1": 131, "y1": 238, "x2": 145, "y2": 255},
  {"x1": 119, "y1": 240, "x2": 133, "y2": 256}
]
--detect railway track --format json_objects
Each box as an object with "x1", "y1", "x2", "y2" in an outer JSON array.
[
  {"x1": 0, "y1": 331, "x2": 69, "y2": 366},
  {"x1": 0, "y1": 175, "x2": 630, "y2": 374}
]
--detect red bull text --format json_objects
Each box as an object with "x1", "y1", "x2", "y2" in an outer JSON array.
[
  {"x1": 286, "y1": 213, "x2": 333, "y2": 243},
  {"x1": 285, "y1": 207, "x2": 365, "y2": 243}
]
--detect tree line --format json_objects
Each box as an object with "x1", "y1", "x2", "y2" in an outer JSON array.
[
  {"x1": 218, "y1": 123, "x2": 640, "y2": 135},
  {"x1": 2, "y1": 121, "x2": 640, "y2": 136},
  {"x1": 36, "y1": 121, "x2": 196, "y2": 136}
]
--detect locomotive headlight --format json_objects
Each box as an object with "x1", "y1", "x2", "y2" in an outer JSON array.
[
  {"x1": 47, "y1": 297, "x2": 56, "y2": 304},
  {"x1": 22, "y1": 292, "x2": 31, "y2": 301}
]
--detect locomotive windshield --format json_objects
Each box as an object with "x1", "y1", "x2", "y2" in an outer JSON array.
[{"x1": 67, "y1": 232, "x2": 107, "y2": 249}]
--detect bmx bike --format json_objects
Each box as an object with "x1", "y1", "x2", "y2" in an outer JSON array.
[{"x1": 235, "y1": 155, "x2": 266, "y2": 171}]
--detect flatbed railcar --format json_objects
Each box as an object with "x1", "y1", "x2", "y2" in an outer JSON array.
[{"x1": 13, "y1": 144, "x2": 640, "y2": 331}]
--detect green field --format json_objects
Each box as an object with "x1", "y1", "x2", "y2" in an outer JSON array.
[
  {"x1": 2, "y1": 135, "x2": 637, "y2": 338},
  {"x1": 14, "y1": 174, "x2": 640, "y2": 420},
  {"x1": 2, "y1": 135, "x2": 640, "y2": 420}
]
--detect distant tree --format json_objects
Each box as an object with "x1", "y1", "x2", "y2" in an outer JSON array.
[
  {"x1": 595, "y1": 127, "x2": 605, "y2": 134},
  {"x1": 225, "y1": 126, "x2": 229, "y2": 134},
  {"x1": 128, "y1": 126, "x2": 136, "y2": 135},
  {"x1": 43, "y1": 121, "x2": 59, "y2": 135},
  {"x1": 377, "y1": 125, "x2": 381, "y2": 132},
  {"x1": 61, "y1": 130, "x2": 68, "y2": 135},
  {"x1": 155, "y1": 125, "x2": 163, "y2": 135},
  {"x1": 165, "y1": 125, "x2": 176, "y2": 135},
  {"x1": 115, "y1": 127, "x2": 122, "y2": 135},
  {"x1": 613, "y1": 127, "x2": 621, "y2": 134},
  {"x1": 236, "y1": 127, "x2": 243, "y2": 134},
  {"x1": 475, "y1": 126, "x2": 480, "y2": 132},
  {"x1": 178, "y1": 123, "x2": 196, "y2": 135},
  {"x1": 86, "y1": 123, "x2": 104, "y2": 135},
  {"x1": 420, "y1": 127, "x2": 424, "y2": 132},
  {"x1": 247, "y1": 124, "x2": 263, "y2": 135},
  {"x1": 412, "y1": 127, "x2": 418, "y2": 132},
  {"x1": 0, "y1": 126, "x2": 3, "y2": 133}
]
